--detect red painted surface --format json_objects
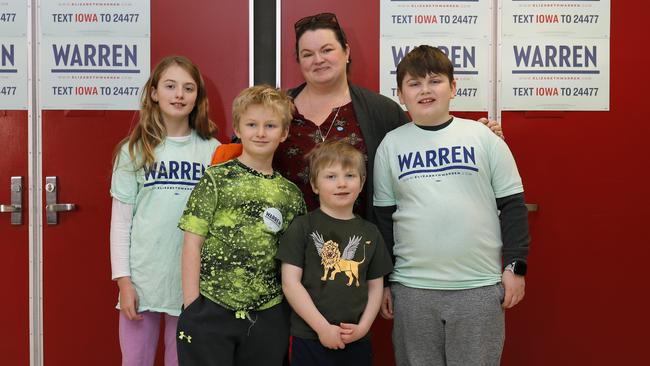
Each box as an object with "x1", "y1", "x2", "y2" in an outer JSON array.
[
  {"x1": 39, "y1": 1, "x2": 248, "y2": 364},
  {"x1": 500, "y1": 2, "x2": 650, "y2": 363},
  {"x1": 41, "y1": 110, "x2": 133, "y2": 365},
  {"x1": 0, "y1": 110, "x2": 29, "y2": 365},
  {"x1": 151, "y1": 1, "x2": 249, "y2": 141},
  {"x1": 4, "y1": 1, "x2": 648, "y2": 364},
  {"x1": 282, "y1": 1, "x2": 649, "y2": 365}
]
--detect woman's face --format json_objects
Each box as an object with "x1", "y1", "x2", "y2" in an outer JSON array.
[{"x1": 297, "y1": 28, "x2": 349, "y2": 87}]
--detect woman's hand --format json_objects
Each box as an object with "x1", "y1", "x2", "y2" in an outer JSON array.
[
  {"x1": 117, "y1": 277, "x2": 143, "y2": 320},
  {"x1": 478, "y1": 117, "x2": 505, "y2": 140}
]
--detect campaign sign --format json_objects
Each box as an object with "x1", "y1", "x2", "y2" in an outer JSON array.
[
  {"x1": 502, "y1": 0, "x2": 610, "y2": 38},
  {"x1": 380, "y1": 37, "x2": 489, "y2": 112},
  {"x1": 381, "y1": 0, "x2": 490, "y2": 38},
  {"x1": 0, "y1": 0, "x2": 27, "y2": 37},
  {"x1": 0, "y1": 39, "x2": 27, "y2": 109},
  {"x1": 40, "y1": 37, "x2": 150, "y2": 110},
  {"x1": 41, "y1": 0, "x2": 149, "y2": 36},
  {"x1": 500, "y1": 38, "x2": 609, "y2": 110}
]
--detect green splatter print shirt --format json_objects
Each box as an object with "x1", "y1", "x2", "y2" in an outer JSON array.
[{"x1": 179, "y1": 159, "x2": 306, "y2": 314}]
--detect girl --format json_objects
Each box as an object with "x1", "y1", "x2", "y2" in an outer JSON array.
[{"x1": 110, "y1": 55, "x2": 220, "y2": 366}]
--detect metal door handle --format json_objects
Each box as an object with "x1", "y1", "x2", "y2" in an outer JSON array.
[
  {"x1": 1, "y1": 204, "x2": 21, "y2": 212},
  {"x1": 525, "y1": 203, "x2": 539, "y2": 212},
  {"x1": 45, "y1": 203, "x2": 76, "y2": 212},
  {"x1": 1, "y1": 177, "x2": 23, "y2": 225},
  {"x1": 45, "y1": 176, "x2": 77, "y2": 225}
]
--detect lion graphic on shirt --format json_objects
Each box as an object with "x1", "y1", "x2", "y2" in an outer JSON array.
[{"x1": 310, "y1": 231, "x2": 370, "y2": 287}]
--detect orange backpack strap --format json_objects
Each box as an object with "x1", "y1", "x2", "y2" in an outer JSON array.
[{"x1": 210, "y1": 143, "x2": 243, "y2": 166}]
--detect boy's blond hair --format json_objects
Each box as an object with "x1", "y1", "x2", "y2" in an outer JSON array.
[
  {"x1": 306, "y1": 139, "x2": 366, "y2": 186},
  {"x1": 232, "y1": 85, "x2": 295, "y2": 131}
]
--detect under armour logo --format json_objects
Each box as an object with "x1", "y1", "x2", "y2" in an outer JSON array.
[{"x1": 178, "y1": 331, "x2": 192, "y2": 343}]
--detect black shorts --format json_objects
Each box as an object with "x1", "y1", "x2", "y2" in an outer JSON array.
[
  {"x1": 177, "y1": 294, "x2": 290, "y2": 366},
  {"x1": 291, "y1": 336, "x2": 373, "y2": 366}
]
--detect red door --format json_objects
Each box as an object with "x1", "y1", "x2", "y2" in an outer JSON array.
[
  {"x1": 38, "y1": 1, "x2": 248, "y2": 364},
  {"x1": 282, "y1": 1, "x2": 649, "y2": 365},
  {"x1": 499, "y1": 2, "x2": 650, "y2": 364},
  {"x1": 0, "y1": 110, "x2": 30, "y2": 365}
]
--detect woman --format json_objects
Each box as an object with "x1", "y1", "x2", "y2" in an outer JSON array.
[
  {"x1": 274, "y1": 12, "x2": 500, "y2": 219},
  {"x1": 274, "y1": 13, "x2": 408, "y2": 220}
]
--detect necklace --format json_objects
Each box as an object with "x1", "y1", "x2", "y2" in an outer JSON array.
[
  {"x1": 309, "y1": 87, "x2": 349, "y2": 143},
  {"x1": 317, "y1": 106, "x2": 341, "y2": 142}
]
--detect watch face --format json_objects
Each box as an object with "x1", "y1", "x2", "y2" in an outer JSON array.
[{"x1": 513, "y1": 261, "x2": 528, "y2": 276}]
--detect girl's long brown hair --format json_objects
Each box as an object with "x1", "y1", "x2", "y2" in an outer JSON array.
[{"x1": 113, "y1": 55, "x2": 216, "y2": 170}]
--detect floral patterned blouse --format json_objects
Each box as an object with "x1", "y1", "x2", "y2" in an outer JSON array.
[{"x1": 274, "y1": 101, "x2": 368, "y2": 216}]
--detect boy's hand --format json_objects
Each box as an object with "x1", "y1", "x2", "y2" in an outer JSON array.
[
  {"x1": 317, "y1": 324, "x2": 345, "y2": 350},
  {"x1": 340, "y1": 322, "x2": 369, "y2": 344},
  {"x1": 501, "y1": 270, "x2": 525, "y2": 309},
  {"x1": 380, "y1": 287, "x2": 394, "y2": 319},
  {"x1": 478, "y1": 117, "x2": 505, "y2": 140},
  {"x1": 183, "y1": 295, "x2": 199, "y2": 309},
  {"x1": 117, "y1": 277, "x2": 143, "y2": 320}
]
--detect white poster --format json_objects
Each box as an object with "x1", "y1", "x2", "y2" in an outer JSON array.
[
  {"x1": 1, "y1": 0, "x2": 28, "y2": 109},
  {"x1": 41, "y1": 0, "x2": 149, "y2": 36},
  {"x1": 40, "y1": 1, "x2": 150, "y2": 110},
  {"x1": 0, "y1": 0, "x2": 27, "y2": 36},
  {"x1": 381, "y1": 0, "x2": 490, "y2": 38},
  {"x1": 0, "y1": 39, "x2": 28, "y2": 109},
  {"x1": 40, "y1": 37, "x2": 150, "y2": 110},
  {"x1": 500, "y1": 0, "x2": 610, "y2": 110},
  {"x1": 501, "y1": 38, "x2": 609, "y2": 110},
  {"x1": 502, "y1": 0, "x2": 610, "y2": 38},
  {"x1": 380, "y1": 0, "x2": 492, "y2": 112},
  {"x1": 380, "y1": 38, "x2": 490, "y2": 111}
]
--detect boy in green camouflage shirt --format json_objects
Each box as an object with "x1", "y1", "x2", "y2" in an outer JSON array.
[{"x1": 177, "y1": 85, "x2": 305, "y2": 366}]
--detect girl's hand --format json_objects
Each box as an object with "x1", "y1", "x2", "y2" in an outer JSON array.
[
  {"x1": 317, "y1": 324, "x2": 345, "y2": 350},
  {"x1": 117, "y1": 277, "x2": 143, "y2": 320},
  {"x1": 340, "y1": 322, "x2": 368, "y2": 344}
]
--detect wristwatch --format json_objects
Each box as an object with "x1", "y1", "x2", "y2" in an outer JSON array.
[{"x1": 504, "y1": 260, "x2": 527, "y2": 276}]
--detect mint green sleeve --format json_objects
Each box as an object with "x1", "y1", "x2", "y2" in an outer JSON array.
[
  {"x1": 110, "y1": 146, "x2": 138, "y2": 204},
  {"x1": 178, "y1": 170, "x2": 218, "y2": 237},
  {"x1": 488, "y1": 133, "x2": 524, "y2": 198},
  {"x1": 373, "y1": 138, "x2": 397, "y2": 207}
]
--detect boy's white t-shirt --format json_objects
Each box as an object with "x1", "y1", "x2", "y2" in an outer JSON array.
[
  {"x1": 111, "y1": 130, "x2": 219, "y2": 315},
  {"x1": 373, "y1": 118, "x2": 523, "y2": 290}
]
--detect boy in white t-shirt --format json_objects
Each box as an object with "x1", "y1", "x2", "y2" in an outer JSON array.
[{"x1": 373, "y1": 45, "x2": 530, "y2": 365}]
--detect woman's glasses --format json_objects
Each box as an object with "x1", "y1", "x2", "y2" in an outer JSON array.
[{"x1": 294, "y1": 12, "x2": 339, "y2": 32}]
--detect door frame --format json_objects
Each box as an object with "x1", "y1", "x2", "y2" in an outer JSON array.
[{"x1": 28, "y1": 1, "x2": 42, "y2": 364}]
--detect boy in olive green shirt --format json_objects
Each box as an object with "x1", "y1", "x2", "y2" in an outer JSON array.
[{"x1": 177, "y1": 85, "x2": 305, "y2": 366}]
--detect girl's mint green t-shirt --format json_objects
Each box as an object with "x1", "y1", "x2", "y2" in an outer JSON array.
[{"x1": 111, "y1": 130, "x2": 219, "y2": 315}]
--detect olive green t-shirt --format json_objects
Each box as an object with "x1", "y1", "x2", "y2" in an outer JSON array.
[
  {"x1": 276, "y1": 209, "x2": 393, "y2": 340},
  {"x1": 179, "y1": 159, "x2": 305, "y2": 314}
]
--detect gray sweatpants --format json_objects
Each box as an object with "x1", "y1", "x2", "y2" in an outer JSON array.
[{"x1": 391, "y1": 282, "x2": 505, "y2": 366}]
